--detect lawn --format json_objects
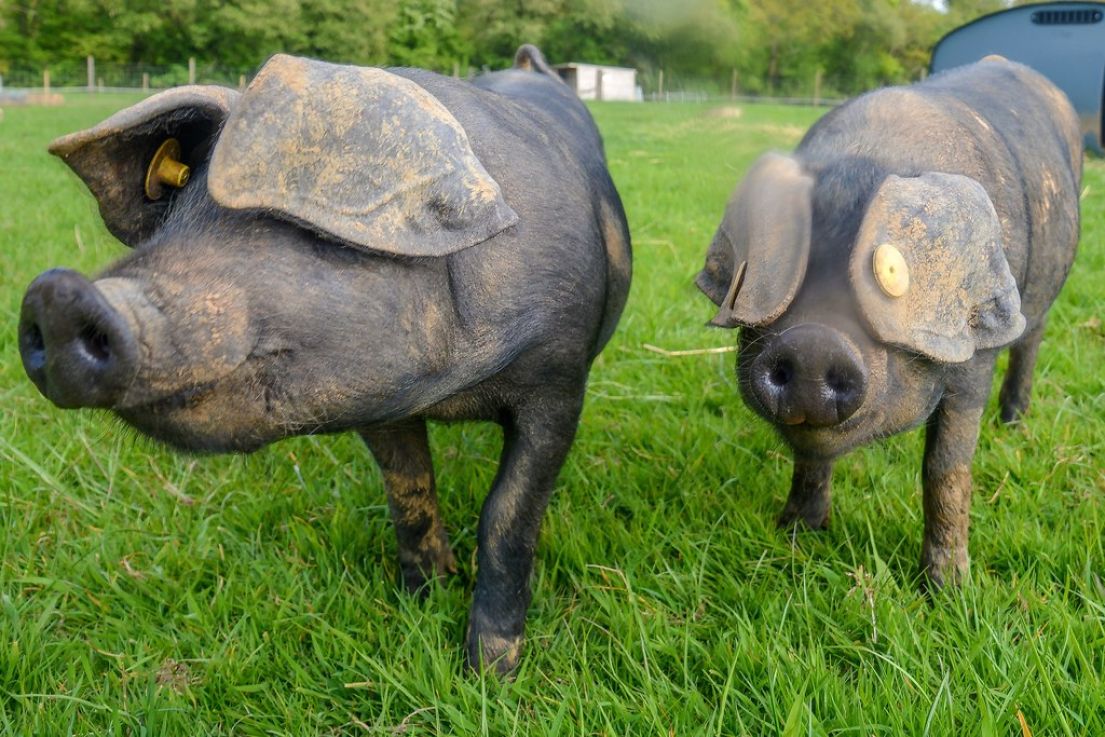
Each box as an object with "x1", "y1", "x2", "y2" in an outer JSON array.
[{"x1": 1, "y1": 91, "x2": 1103, "y2": 735}]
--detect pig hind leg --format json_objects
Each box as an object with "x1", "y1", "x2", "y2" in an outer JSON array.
[
  {"x1": 361, "y1": 419, "x2": 457, "y2": 594},
  {"x1": 998, "y1": 320, "x2": 1047, "y2": 424},
  {"x1": 466, "y1": 382, "x2": 585, "y2": 675}
]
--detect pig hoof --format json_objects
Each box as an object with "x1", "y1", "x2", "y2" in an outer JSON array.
[
  {"x1": 919, "y1": 547, "x2": 969, "y2": 592},
  {"x1": 999, "y1": 400, "x2": 1028, "y2": 425},
  {"x1": 465, "y1": 626, "x2": 523, "y2": 676},
  {"x1": 777, "y1": 506, "x2": 830, "y2": 530},
  {"x1": 999, "y1": 385, "x2": 1031, "y2": 424},
  {"x1": 399, "y1": 546, "x2": 458, "y2": 595}
]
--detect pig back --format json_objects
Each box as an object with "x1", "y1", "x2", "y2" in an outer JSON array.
[
  {"x1": 799, "y1": 59, "x2": 1081, "y2": 329},
  {"x1": 388, "y1": 68, "x2": 627, "y2": 366}
]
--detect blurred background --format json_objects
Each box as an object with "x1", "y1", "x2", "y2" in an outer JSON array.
[{"x1": 0, "y1": 0, "x2": 1025, "y2": 99}]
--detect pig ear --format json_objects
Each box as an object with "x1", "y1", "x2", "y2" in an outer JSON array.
[
  {"x1": 850, "y1": 172, "x2": 1026, "y2": 363},
  {"x1": 695, "y1": 152, "x2": 813, "y2": 327},
  {"x1": 208, "y1": 54, "x2": 519, "y2": 258},
  {"x1": 48, "y1": 86, "x2": 239, "y2": 247}
]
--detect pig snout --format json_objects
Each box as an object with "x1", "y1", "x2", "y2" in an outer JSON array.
[
  {"x1": 19, "y1": 269, "x2": 138, "y2": 409},
  {"x1": 749, "y1": 324, "x2": 868, "y2": 427}
]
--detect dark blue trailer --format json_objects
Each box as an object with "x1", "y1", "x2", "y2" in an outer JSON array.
[{"x1": 931, "y1": 1, "x2": 1105, "y2": 153}]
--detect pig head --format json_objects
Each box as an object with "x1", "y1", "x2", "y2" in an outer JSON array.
[
  {"x1": 20, "y1": 59, "x2": 520, "y2": 451},
  {"x1": 698, "y1": 57, "x2": 1080, "y2": 589},
  {"x1": 699, "y1": 154, "x2": 1024, "y2": 456}
]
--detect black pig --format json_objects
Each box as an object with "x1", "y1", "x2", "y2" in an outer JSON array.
[
  {"x1": 18, "y1": 46, "x2": 631, "y2": 673},
  {"x1": 697, "y1": 57, "x2": 1080, "y2": 588}
]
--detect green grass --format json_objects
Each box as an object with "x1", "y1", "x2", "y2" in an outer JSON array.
[{"x1": 1, "y1": 92, "x2": 1103, "y2": 735}]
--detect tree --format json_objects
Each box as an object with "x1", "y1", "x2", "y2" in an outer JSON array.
[
  {"x1": 390, "y1": 0, "x2": 466, "y2": 71},
  {"x1": 0, "y1": 0, "x2": 1011, "y2": 96},
  {"x1": 738, "y1": 0, "x2": 858, "y2": 93}
]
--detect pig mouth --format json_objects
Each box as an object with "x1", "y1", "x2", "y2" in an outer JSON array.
[
  {"x1": 113, "y1": 334, "x2": 289, "y2": 416},
  {"x1": 113, "y1": 378, "x2": 227, "y2": 450},
  {"x1": 776, "y1": 408, "x2": 882, "y2": 455},
  {"x1": 113, "y1": 378, "x2": 271, "y2": 454},
  {"x1": 116, "y1": 378, "x2": 221, "y2": 415},
  {"x1": 110, "y1": 350, "x2": 301, "y2": 454}
]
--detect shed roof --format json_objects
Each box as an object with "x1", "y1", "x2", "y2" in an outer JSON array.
[
  {"x1": 930, "y1": 1, "x2": 1105, "y2": 152},
  {"x1": 932, "y1": 0, "x2": 1105, "y2": 60}
]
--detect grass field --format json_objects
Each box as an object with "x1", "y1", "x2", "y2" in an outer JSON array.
[{"x1": 1, "y1": 92, "x2": 1103, "y2": 735}]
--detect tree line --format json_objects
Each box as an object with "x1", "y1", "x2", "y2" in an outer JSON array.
[{"x1": 0, "y1": 0, "x2": 1025, "y2": 96}]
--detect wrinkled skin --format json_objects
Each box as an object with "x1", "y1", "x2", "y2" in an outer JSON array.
[
  {"x1": 19, "y1": 46, "x2": 631, "y2": 674},
  {"x1": 700, "y1": 58, "x2": 1080, "y2": 589}
]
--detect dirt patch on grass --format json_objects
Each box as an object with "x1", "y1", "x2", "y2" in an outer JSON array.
[
  {"x1": 705, "y1": 106, "x2": 743, "y2": 119},
  {"x1": 156, "y1": 659, "x2": 196, "y2": 694}
]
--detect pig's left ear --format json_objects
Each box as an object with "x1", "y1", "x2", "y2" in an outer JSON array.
[
  {"x1": 208, "y1": 54, "x2": 519, "y2": 257},
  {"x1": 850, "y1": 172, "x2": 1026, "y2": 363}
]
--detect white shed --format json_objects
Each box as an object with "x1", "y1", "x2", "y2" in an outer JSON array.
[{"x1": 553, "y1": 63, "x2": 639, "y2": 101}]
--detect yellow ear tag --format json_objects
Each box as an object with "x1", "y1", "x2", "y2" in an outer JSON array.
[
  {"x1": 145, "y1": 138, "x2": 190, "y2": 200},
  {"x1": 873, "y1": 243, "x2": 909, "y2": 298}
]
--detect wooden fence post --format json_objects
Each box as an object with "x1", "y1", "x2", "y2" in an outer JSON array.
[
  {"x1": 142, "y1": 72, "x2": 150, "y2": 91},
  {"x1": 43, "y1": 69, "x2": 50, "y2": 96},
  {"x1": 657, "y1": 68, "x2": 664, "y2": 99},
  {"x1": 87, "y1": 55, "x2": 95, "y2": 92},
  {"x1": 596, "y1": 69, "x2": 604, "y2": 101},
  {"x1": 188, "y1": 57, "x2": 196, "y2": 84},
  {"x1": 731, "y1": 68, "x2": 738, "y2": 100},
  {"x1": 813, "y1": 68, "x2": 822, "y2": 107},
  {"x1": 238, "y1": 74, "x2": 246, "y2": 90}
]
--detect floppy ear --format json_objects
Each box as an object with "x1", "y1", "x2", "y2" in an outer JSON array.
[
  {"x1": 850, "y1": 172, "x2": 1025, "y2": 363},
  {"x1": 48, "y1": 86, "x2": 239, "y2": 247},
  {"x1": 208, "y1": 54, "x2": 519, "y2": 258},
  {"x1": 695, "y1": 152, "x2": 813, "y2": 327}
]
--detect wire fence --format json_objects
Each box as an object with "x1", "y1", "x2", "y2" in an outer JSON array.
[
  {"x1": 0, "y1": 60, "x2": 257, "y2": 93},
  {"x1": 634, "y1": 64, "x2": 854, "y2": 107}
]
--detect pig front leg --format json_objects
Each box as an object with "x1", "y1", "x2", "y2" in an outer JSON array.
[
  {"x1": 919, "y1": 362, "x2": 992, "y2": 590},
  {"x1": 361, "y1": 420, "x2": 457, "y2": 594},
  {"x1": 778, "y1": 458, "x2": 834, "y2": 529},
  {"x1": 466, "y1": 388, "x2": 584, "y2": 675}
]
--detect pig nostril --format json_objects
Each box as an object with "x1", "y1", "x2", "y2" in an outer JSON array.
[
  {"x1": 78, "y1": 323, "x2": 111, "y2": 363},
  {"x1": 825, "y1": 368, "x2": 851, "y2": 394},
  {"x1": 23, "y1": 322, "x2": 47, "y2": 372},
  {"x1": 769, "y1": 359, "x2": 793, "y2": 387},
  {"x1": 27, "y1": 323, "x2": 45, "y2": 353}
]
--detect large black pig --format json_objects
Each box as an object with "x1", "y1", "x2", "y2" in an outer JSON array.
[
  {"x1": 697, "y1": 57, "x2": 1080, "y2": 588},
  {"x1": 18, "y1": 46, "x2": 631, "y2": 673}
]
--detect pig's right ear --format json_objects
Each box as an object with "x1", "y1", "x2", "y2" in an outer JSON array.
[
  {"x1": 695, "y1": 152, "x2": 813, "y2": 328},
  {"x1": 48, "y1": 86, "x2": 239, "y2": 247}
]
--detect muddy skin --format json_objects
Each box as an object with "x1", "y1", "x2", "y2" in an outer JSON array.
[
  {"x1": 698, "y1": 57, "x2": 1081, "y2": 590},
  {"x1": 362, "y1": 420, "x2": 458, "y2": 591},
  {"x1": 19, "y1": 45, "x2": 631, "y2": 675}
]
